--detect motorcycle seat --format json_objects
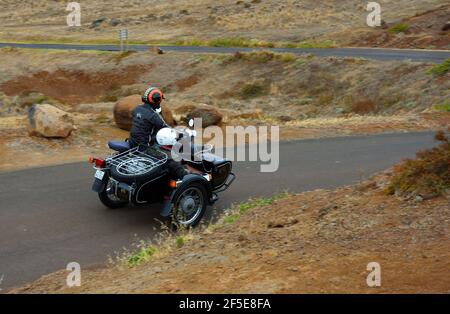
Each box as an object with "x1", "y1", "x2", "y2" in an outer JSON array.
[
  {"x1": 108, "y1": 140, "x2": 130, "y2": 153},
  {"x1": 202, "y1": 152, "x2": 228, "y2": 166}
]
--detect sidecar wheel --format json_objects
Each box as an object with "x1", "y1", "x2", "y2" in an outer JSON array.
[
  {"x1": 98, "y1": 180, "x2": 128, "y2": 209},
  {"x1": 171, "y1": 182, "x2": 207, "y2": 228}
]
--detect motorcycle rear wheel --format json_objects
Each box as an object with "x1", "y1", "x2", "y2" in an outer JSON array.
[{"x1": 98, "y1": 179, "x2": 128, "y2": 209}]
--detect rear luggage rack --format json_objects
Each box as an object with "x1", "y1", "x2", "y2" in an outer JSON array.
[{"x1": 106, "y1": 146, "x2": 168, "y2": 176}]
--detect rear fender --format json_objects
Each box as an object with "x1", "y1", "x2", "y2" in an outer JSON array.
[
  {"x1": 92, "y1": 178, "x2": 105, "y2": 192},
  {"x1": 160, "y1": 174, "x2": 211, "y2": 217},
  {"x1": 91, "y1": 170, "x2": 109, "y2": 193}
]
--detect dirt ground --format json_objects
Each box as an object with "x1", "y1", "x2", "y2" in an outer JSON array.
[
  {"x1": 10, "y1": 171, "x2": 450, "y2": 293},
  {"x1": 0, "y1": 1, "x2": 447, "y2": 49}
]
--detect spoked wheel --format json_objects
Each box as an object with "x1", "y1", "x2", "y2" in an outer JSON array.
[
  {"x1": 171, "y1": 183, "x2": 207, "y2": 228},
  {"x1": 98, "y1": 178, "x2": 128, "y2": 209}
]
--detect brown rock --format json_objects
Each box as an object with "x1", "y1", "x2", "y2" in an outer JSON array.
[
  {"x1": 175, "y1": 103, "x2": 223, "y2": 127},
  {"x1": 28, "y1": 104, "x2": 74, "y2": 138},
  {"x1": 113, "y1": 94, "x2": 175, "y2": 130},
  {"x1": 149, "y1": 46, "x2": 165, "y2": 54},
  {"x1": 267, "y1": 217, "x2": 299, "y2": 228}
]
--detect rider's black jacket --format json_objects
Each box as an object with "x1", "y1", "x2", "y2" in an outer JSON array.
[
  {"x1": 129, "y1": 104, "x2": 188, "y2": 180},
  {"x1": 129, "y1": 104, "x2": 168, "y2": 147}
]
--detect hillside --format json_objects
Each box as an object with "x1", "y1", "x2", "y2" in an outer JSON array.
[
  {"x1": 0, "y1": 48, "x2": 449, "y2": 171},
  {"x1": 0, "y1": 0, "x2": 448, "y2": 49}
]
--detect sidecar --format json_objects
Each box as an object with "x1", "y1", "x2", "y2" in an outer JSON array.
[{"x1": 90, "y1": 141, "x2": 235, "y2": 227}]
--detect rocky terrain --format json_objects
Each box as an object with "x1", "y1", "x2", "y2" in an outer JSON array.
[
  {"x1": 0, "y1": 48, "x2": 448, "y2": 171},
  {"x1": 0, "y1": 1, "x2": 448, "y2": 49}
]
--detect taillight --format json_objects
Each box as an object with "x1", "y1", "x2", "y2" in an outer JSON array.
[
  {"x1": 89, "y1": 157, "x2": 105, "y2": 168},
  {"x1": 95, "y1": 158, "x2": 106, "y2": 168}
]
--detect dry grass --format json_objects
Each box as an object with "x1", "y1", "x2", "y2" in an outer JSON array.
[
  {"x1": 387, "y1": 129, "x2": 450, "y2": 198},
  {"x1": 0, "y1": 0, "x2": 445, "y2": 47}
]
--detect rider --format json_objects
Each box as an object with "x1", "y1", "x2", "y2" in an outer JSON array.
[
  {"x1": 129, "y1": 86, "x2": 167, "y2": 148},
  {"x1": 129, "y1": 86, "x2": 188, "y2": 180}
]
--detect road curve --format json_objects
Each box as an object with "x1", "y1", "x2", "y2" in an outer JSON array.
[
  {"x1": 0, "y1": 42, "x2": 449, "y2": 63},
  {"x1": 0, "y1": 132, "x2": 438, "y2": 290}
]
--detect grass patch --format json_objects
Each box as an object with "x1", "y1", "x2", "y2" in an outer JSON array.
[
  {"x1": 126, "y1": 246, "x2": 157, "y2": 267},
  {"x1": 161, "y1": 38, "x2": 334, "y2": 49},
  {"x1": 110, "y1": 50, "x2": 136, "y2": 64},
  {"x1": 121, "y1": 192, "x2": 291, "y2": 267},
  {"x1": 428, "y1": 59, "x2": 450, "y2": 76},
  {"x1": 389, "y1": 23, "x2": 409, "y2": 33},
  {"x1": 239, "y1": 82, "x2": 269, "y2": 99},
  {"x1": 282, "y1": 40, "x2": 336, "y2": 49},
  {"x1": 95, "y1": 113, "x2": 111, "y2": 124},
  {"x1": 220, "y1": 192, "x2": 291, "y2": 225},
  {"x1": 78, "y1": 127, "x2": 95, "y2": 136},
  {"x1": 434, "y1": 101, "x2": 450, "y2": 112},
  {"x1": 0, "y1": 36, "x2": 336, "y2": 50},
  {"x1": 387, "y1": 129, "x2": 450, "y2": 198},
  {"x1": 176, "y1": 236, "x2": 185, "y2": 248},
  {"x1": 226, "y1": 51, "x2": 297, "y2": 63}
]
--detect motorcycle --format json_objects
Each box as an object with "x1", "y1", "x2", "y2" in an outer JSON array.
[{"x1": 89, "y1": 127, "x2": 235, "y2": 228}]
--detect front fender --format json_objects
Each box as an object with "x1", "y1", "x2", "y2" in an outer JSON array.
[{"x1": 159, "y1": 174, "x2": 211, "y2": 217}]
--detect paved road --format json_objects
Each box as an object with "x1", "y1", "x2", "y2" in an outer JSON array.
[
  {"x1": 1, "y1": 42, "x2": 449, "y2": 63},
  {"x1": 0, "y1": 132, "x2": 437, "y2": 290}
]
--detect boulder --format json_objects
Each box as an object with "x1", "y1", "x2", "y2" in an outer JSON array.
[
  {"x1": 175, "y1": 103, "x2": 223, "y2": 127},
  {"x1": 113, "y1": 94, "x2": 175, "y2": 131},
  {"x1": 28, "y1": 104, "x2": 74, "y2": 138},
  {"x1": 148, "y1": 46, "x2": 165, "y2": 54}
]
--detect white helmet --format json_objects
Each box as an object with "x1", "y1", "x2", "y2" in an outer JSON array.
[{"x1": 156, "y1": 127, "x2": 178, "y2": 146}]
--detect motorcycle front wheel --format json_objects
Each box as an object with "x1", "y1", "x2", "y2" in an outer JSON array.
[{"x1": 171, "y1": 182, "x2": 207, "y2": 228}]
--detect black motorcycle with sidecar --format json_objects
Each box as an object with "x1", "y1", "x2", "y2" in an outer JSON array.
[{"x1": 89, "y1": 129, "x2": 235, "y2": 227}]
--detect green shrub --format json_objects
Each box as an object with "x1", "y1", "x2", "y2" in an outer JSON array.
[
  {"x1": 126, "y1": 246, "x2": 156, "y2": 267},
  {"x1": 389, "y1": 23, "x2": 409, "y2": 33},
  {"x1": 223, "y1": 214, "x2": 239, "y2": 224},
  {"x1": 387, "y1": 129, "x2": 450, "y2": 198},
  {"x1": 434, "y1": 102, "x2": 450, "y2": 112},
  {"x1": 428, "y1": 59, "x2": 450, "y2": 76},
  {"x1": 221, "y1": 192, "x2": 290, "y2": 224},
  {"x1": 176, "y1": 236, "x2": 185, "y2": 248},
  {"x1": 239, "y1": 82, "x2": 268, "y2": 99}
]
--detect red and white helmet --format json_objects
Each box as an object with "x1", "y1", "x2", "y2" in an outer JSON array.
[{"x1": 142, "y1": 86, "x2": 164, "y2": 107}]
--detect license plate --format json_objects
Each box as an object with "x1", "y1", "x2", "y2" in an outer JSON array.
[{"x1": 95, "y1": 170, "x2": 105, "y2": 180}]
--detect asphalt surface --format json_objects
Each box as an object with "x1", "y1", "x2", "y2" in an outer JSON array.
[
  {"x1": 0, "y1": 131, "x2": 437, "y2": 290},
  {"x1": 1, "y1": 42, "x2": 449, "y2": 63}
]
